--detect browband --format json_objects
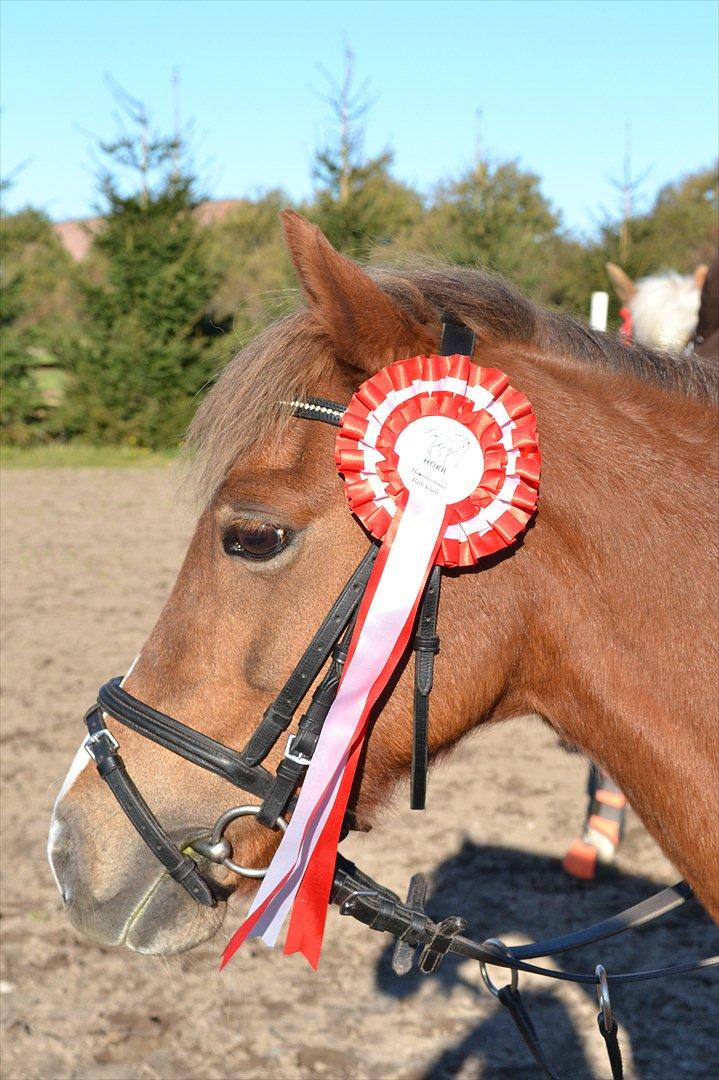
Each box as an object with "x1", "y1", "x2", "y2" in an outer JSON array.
[
  {"x1": 281, "y1": 397, "x2": 345, "y2": 427},
  {"x1": 282, "y1": 314, "x2": 477, "y2": 432}
]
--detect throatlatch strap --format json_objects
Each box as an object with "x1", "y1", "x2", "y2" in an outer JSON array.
[{"x1": 411, "y1": 566, "x2": 441, "y2": 809}]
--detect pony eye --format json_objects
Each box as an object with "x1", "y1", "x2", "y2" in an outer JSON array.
[{"x1": 223, "y1": 523, "x2": 290, "y2": 561}]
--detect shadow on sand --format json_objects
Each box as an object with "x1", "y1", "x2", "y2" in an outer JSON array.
[{"x1": 372, "y1": 840, "x2": 719, "y2": 1079}]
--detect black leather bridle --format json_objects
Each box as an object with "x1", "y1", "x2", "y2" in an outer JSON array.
[{"x1": 81, "y1": 319, "x2": 718, "y2": 1080}]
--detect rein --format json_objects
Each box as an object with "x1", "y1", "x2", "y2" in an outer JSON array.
[{"x1": 81, "y1": 319, "x2": 718, "y2": 1079}]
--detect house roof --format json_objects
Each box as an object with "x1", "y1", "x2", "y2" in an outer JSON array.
[{"x1": 53, "y1": 199, "x2": 245, "y2": 260}]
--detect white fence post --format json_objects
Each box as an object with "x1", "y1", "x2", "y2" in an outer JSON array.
[{"x1": 590, "y1": 291, "x2": 609, "y2": 332}]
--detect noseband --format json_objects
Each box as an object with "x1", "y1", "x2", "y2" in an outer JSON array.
[
  {"x1": 84, "y1": 538, "x2": 381, "y2": 905},
  {"x1": 81, "y1": 319, "x2": 717, "y2": 1080}
]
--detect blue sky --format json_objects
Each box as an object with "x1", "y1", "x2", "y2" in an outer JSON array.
[{"x1": 1, "y1": 0, "x2": 717, "y2": 236}]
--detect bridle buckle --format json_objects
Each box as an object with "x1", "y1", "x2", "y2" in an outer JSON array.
[
  {"x1": 82, "y1": 727, "x2": 119, "y2": 761},
  {"x1": 284, "y1": 732, "x2": 312, "y2": 766}
]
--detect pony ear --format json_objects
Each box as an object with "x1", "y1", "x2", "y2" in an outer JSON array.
[
  {"x1": 606, "y1": 262, "x2": 636, "y2": 303},
  {"x1": 281, "y1": 210, "x2": 434, "y2": 375},
  {"x1": 693, "y1": 263, "x2": 709, "y2": 291}
]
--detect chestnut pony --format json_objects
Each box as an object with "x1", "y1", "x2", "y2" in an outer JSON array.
[{"x1": 49, "y1": 212, "x2": 718, "y2": 956}]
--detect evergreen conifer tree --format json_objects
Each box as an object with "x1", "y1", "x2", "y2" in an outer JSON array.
[
  {"x1": 62, "y1": 82, "x2": 219, "y2": 447},
  {"x1": 416, "y1": 159, "x2": 561, "y2": 295},
  {"x1": 310, "y1": 48, "x2": 422, "y2": 257},
  {"x1": 0, "y1": 206, "x2": 78, "y2": 443}
]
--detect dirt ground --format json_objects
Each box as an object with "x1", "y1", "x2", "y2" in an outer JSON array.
[{"x1": 1, "y1": 467, "x2": 717, "y2": 1080}]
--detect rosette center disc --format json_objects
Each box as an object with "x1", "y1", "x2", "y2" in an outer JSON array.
[
  {"x1": 395, "y1": 415, "x2": 484, "y2": 505},
  {"x1": 336, "y1": 353, "x2": 541, "y2": 567}
]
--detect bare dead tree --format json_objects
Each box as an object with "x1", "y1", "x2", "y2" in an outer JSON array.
[
  {"x1": 474, "y1": 107, "x2": 484, "y2": 166},
  {"x1": 606, "y1": 121, "x2": 651, "y2": 263},
  {"x1": 313, "y1": 44, "x2": 377, "y2": 205},
  {"x1": 171, "y1": 66, "x2": 181, "y2": 183}
]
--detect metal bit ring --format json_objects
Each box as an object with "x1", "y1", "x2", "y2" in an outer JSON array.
[
  {"x1": 211, "y1": 805, "x2": 287, "y2": 879},
  {"x1": 479, "y1": 938, "x2": 518, "y2": 997},
  {"x1": 595, "y1": 963, "x2": 613, "y2": 1030}
]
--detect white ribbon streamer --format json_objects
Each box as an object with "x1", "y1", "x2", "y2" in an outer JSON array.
[{"x1": 244, "y1": 493, "x2": 447, "y2": 945}]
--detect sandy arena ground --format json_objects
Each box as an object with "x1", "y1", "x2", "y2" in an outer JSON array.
[{"x1": 1, "y1": 467, "x2": 717, "y2": 1080}]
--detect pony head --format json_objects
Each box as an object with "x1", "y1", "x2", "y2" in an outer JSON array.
[{"x1": 606, "y1": 262, "x2": 708, "y2": 351}]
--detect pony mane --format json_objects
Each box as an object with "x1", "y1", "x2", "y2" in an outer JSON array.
[{"x1": 186, "y1": 264, "x2": 717, "y2": 497}]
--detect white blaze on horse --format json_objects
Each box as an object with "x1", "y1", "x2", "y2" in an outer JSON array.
[{"x1": 606, "y1": 262, "x2": 709, "y2": 351}]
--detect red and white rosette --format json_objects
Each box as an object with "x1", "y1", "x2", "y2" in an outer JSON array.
[
  {"x1": 337, "y1": 353, "x2": 540, "y2": 565},
  {"x1": 222, "y1": 354, "x2": 540, "y2": 971}
]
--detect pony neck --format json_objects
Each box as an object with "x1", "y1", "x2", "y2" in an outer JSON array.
[{"x1": 477, "y1": 343, "x2": 717, "y2": 911}]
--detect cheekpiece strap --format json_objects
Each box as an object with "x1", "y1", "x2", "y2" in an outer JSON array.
[
  {"x1": 439, "y1": 314, "x2": 476, "y2": 357},
  {"x1": 411, "y1": 567, "x2": 441, "y2": 810},
  {"x1": 408, "y1": 315, "x2": 474, "y2": 811}
]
